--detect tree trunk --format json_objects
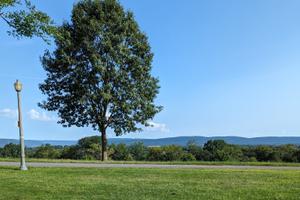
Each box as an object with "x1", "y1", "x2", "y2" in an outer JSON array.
[{"x1": 101, "y1": 130, "x2": 108, "y2": 161}]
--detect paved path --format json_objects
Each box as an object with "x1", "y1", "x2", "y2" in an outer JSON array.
[{"x1": 0, "y1": 162, "x2": 300, "y2": 170}]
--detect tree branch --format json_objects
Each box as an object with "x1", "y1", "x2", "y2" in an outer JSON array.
[{"x1": 0, "y1": 13, "x2": 15, "y2": 28}]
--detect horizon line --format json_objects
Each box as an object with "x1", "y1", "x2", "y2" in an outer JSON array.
[{"x1": 1, "y1": 135, "x2": 300, "y2": 141}]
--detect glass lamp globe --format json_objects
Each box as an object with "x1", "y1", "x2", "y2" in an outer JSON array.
[{"x1": 14, "y1": 80, "x2": 22, "y2": 92}]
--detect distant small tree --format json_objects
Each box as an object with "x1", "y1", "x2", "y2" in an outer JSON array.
[
  {"x1": 147, "y1": 147, "x2": 164, "y2": 161},
  {"x1": 147, "y1": 145, "x2": 185, "y2": 161},
  {"x1": 162, "y1": 145, "x2": 185, "y2": 161},
  {"x1": 129, "y1": 142, "x2": 148, "y2": 161},
  {"x1": 277, "y1": 145, "x2": 298, "y2": 162},
  {"x1": 254, "y1": 146, "x2": 276, "y2": 162},
  {"x1": 111, "y1": 143, "x2": 132, "y2": 161},
  {"x1": 0, "y1": 0, "x2": 56, "y2": 41},
  {"x1": 60, "y1": 145, "x2": 80, "y2": 160},
  {"x1": 33, "y1": 144, "x2": 61, "y2": 159},
  {"x1": 77, "y1": 143, "x2": 102, "y2": 160},
  {"x1": 203, "y1": 140, "x2": 242, "y2": 161},
  {"x1": 181, "y1": 152, "x2": 196, "y2": 161},
  {"x1": 39, "y1": 0, "x2": 161, "y2": 161},
  {"x1": 186, "y1": 140, "x2": 203, "y2": 160},
  {"x1": 294, "y1": 149, "x2": 300, "y2": 163},
  {"x1": 78, "y1": 136, "x2": 101, "y2": 149},
  {"x1": 1, "y1": 143, "x2": 20, "y2": 158},
  {"x1": 203, "y1": 140, "x2": 227, "y2": 161}
]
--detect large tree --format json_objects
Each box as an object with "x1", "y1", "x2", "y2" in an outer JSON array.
[
  {"x1": 39, "y1": 0, "x2": 162, "y2": 161},
  {"x1": 0, "y1": 0, "x2": 55, "y2": 41}
]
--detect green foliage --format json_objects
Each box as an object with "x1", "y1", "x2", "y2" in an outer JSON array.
[
  {"x1": 2, "y1": 138, "x2": 300, "y2": 163},
  {"x1": 60, "y1": 144, "x2": 102, "y2": 160},
  {"x1": 33, "y1": 144, "x2": 61, "y2": 159},
  {"x1": 181, "y1": 152, "x2": 196, "y2": 161},
  {"x1": 148, "y1": 145, "x2": 185, "y2": 161},
  {"x1": 277, "y1": 144, "x2": 298, "y2": 162},
  {"x1": 78, "y1": 136, "x2": 101, "y2": 149},
  {"x1": 161, "y1": 145, "x2": 185, "y2": 161},
  {"x1": 60, "y1": 136, "x2": 102, "y2": 160},
  {"x1": 39, "y1": 0, "x2": 161, "y2": 160},
  {"x1": 77, "y1": 143, "x2": 102, "y2": 160},
  {"x1": 0, "y1": 143, "x2": 20, "y2": 157},
  {"x1": 294, "y1": 150, "x2": 300, "y2": 162},
  {"x1": 253, "y1": 145, "x2": 278, "y2": 162},
  {"x1": 60, "y1": 145, "x2": 80, "y2": 160},
  {"x1": 128, "y1": 142, "x2": 148, "y2": 161},
  {"x1": 111, "y1": 143, "x2": 132, "y2": 161},
  {"x1": 186, "y1": 140, "x2": 204, "y2": 160},
  {"x1": 202, "y1": 140, "x2": 243, "y2": 161},
  {"x1": 0, "y1": 0, "x2": 56, "y2": 41},
  {"x1": 147, "y1": 147, "x2": 164, "y2": 161}
]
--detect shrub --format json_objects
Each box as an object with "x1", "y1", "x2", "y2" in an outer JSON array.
[
  {"x1": 147, "y1": 147, "x2": 164, "y2": 161},
  {"x1": 202, "y1": 140, "x2": 242, "y2": 161},
  {"x1": 78, "y1": 136, "x2": 101, "y2": 149},
  {"x1": 1, "y1": 143, "x2": 20, "y2": 158},
  {"x1": 147, "y1": 145, "x2": 185, "y2": 161},
  {"x1": 33, "y1": 144, "x2": 61, "y2": 159},
  {"x1": 254, "y1": 146, "x2": 275, "y2": 162},
  {"x1": 186, "y1": 140, "x2": 204, "y2": 161},
  {"x1": 129, "y1": 142, "x2": 148, "y2": 161},
  {"x1": 161, "y1": 145, "x2": 184, "y2": 161},
  {"x1": 181, "y1": 153, "x2": 196, "y2": 161},
  {"x1": 111, "y1": 144, "x2": 132, "y2": 161}
]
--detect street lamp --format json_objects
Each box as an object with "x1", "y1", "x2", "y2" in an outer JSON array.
[{"x1": 14, "y1": 80, "x2": 27, "y2": 171}]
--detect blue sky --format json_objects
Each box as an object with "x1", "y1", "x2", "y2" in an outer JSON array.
[{"x1": 1, "y1": 0, "x2": 300, "y2": 140}]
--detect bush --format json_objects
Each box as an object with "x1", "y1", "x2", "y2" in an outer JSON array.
[
  {"x1": 254, "y1": 146, "x2": 276, "y2": 162},
  {"x1": 129, "y1": 142, "x2": 148, "y2": 161},
  {"x1": 147, "y1": 147, "x2": 164, "y2": 161},
  {"x1": 111, "y1": 144, "x2": 132, "y2": 161},
  {"x1": 277, "y1": 145, "x2": 298, "y2": 162},
  {"x1": 1, "y1": 143, "x2": 20, "y2": 158},
  {"x1": 294, "y1": 150, "x2": 300, "y2": 162},
  {"x1": 248, "y1": 157, "x2": 257, "y2": 162},
  {"x1": 60, "y1": 145, "x2": 79, "y2": 160},
  {"x1": 60, "y1": 143, "x2": 101, "y2": 160},
  {"x1": 147, "y1": 145, "x2": 184, "y2": 161},
  {"x1": 186, "y1": 140, "x2": 204, "y2": 161},
  {"x1": 161, "y1": 145, "x2": 184, "y2": 161},
  {"x1": 78, "y1": 136, "x2": 101, "y2": 149},
  {"x1": 33, "y1": 144, "x2": 61, "y2": 159},
  {"x1": 181, "y1": 153, "x2": 196, "y2": 161},
  {"x1": 202, "y1": 140, "x2": 242, "y2": 161}
]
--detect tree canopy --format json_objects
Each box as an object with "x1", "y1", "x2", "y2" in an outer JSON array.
[
  {"x1": 39, "y1": 0, "x2": 162, "y2": 161},
  {"x1": 0, "y1": 0, "x2": 56, "y2": 41}
]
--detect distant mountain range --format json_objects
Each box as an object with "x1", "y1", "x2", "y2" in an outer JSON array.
[
  {"x1": 1, "y1": 136, "x2": 300, "y2": 147},
  {"x1": 0, "y1": 139, "x2": 76, "y2": 148},
  {"x1": 110, "y1": 136, "x2": 300, "y2": 146}
]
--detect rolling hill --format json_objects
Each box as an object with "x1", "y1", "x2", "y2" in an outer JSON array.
[{"x1": 1, "y1": 136, "x2": 300, "y2": 147}]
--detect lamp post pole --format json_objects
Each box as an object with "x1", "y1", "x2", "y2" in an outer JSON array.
[{"x1": 14, "y1": 80, "x2": 27, "y2": 171}]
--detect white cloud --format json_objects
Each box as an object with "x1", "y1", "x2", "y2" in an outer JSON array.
[
  {"x1": 28, "y1": 109, "x2": 57, "y2": 122},
  {"x1": 0, "y1": 108, "x2": 17, "y2": 119},
  {"x1": 146, "y1": 121, "x2": 170, "y2": 133}
]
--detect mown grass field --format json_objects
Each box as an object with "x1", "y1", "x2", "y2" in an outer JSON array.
[
  {"x1": 2, "y1": 157, "x2": 300, "y2": 167},
  {"x1": 0, "y1": 166, "x2": 300, "y2": 200}
]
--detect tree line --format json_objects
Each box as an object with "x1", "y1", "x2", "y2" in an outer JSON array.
[{"x1": 1, "y1": 136, "x2": 300, "y2": 162}]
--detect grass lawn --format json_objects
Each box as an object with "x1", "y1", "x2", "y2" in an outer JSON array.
[
  {"x1": 2, "y1": 157, "x2": 300, "y2": 167},
  {"x1": 0, "y1": 167, "x2": 299, "y2": 200}
]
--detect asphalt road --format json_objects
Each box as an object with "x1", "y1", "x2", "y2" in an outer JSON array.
[{"x1": 0, "y1": 162, "x2": 300, "y2": 170}]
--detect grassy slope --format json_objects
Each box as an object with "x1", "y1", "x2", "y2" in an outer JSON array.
[
  {"x1": 2, "y1": 157, "x2": 300, "y2": 167},
  {"x1": 0, "y1": 167, "x2": 299, "y2": 200}
]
